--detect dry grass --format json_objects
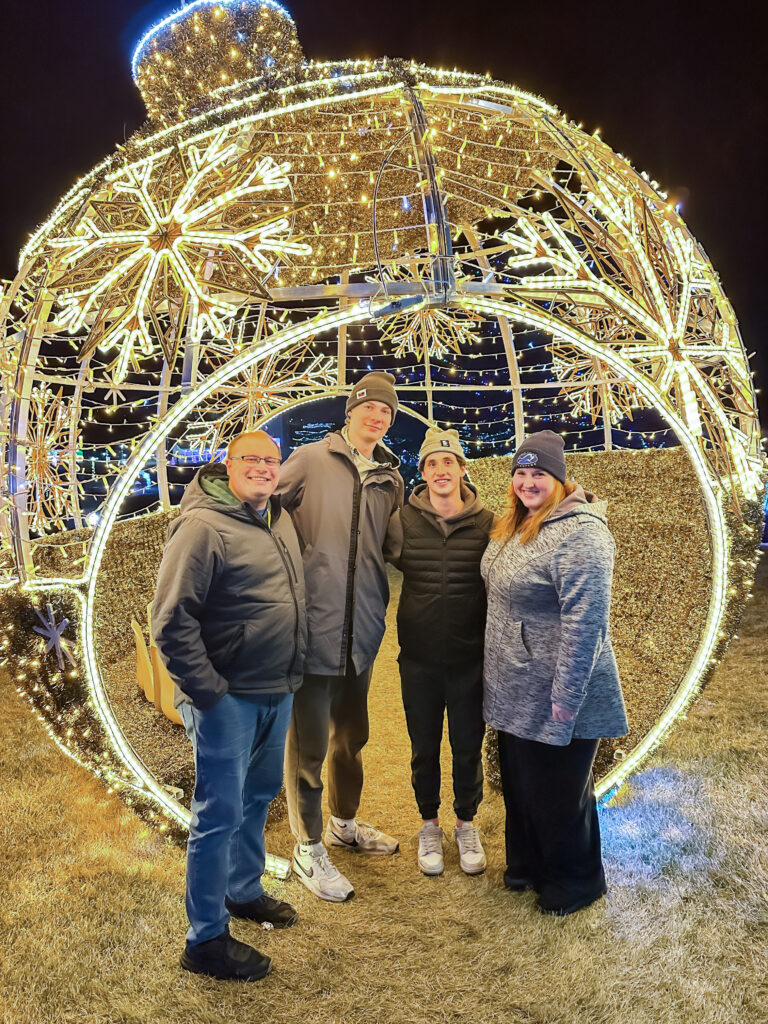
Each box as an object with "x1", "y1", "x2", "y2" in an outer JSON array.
[{"x1": 2, "y1": 560, "x2": 768, "y2": 1024}]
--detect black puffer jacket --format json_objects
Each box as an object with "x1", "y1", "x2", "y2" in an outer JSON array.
[
  {"x1": 152, "y1": 463, "x2": 307, "y2": 709},
  {"x1": 390, "y1": 482, "x2": 495, "y2": 665}
]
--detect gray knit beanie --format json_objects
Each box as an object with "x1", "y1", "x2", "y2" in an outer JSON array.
[
  {"x1": 511, "y1": 430, "x2": 566, "y2": 483},
  {"x1": 418, "y1": 427, "x2": 466, "y2": 470},
  {"x1": 346, "y1": 371, "x2": 398, "y2": 422}
]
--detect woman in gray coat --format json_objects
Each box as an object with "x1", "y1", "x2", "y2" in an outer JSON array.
[{"x1": 481, "y1": 430, "x2": 628, "y2": 916}]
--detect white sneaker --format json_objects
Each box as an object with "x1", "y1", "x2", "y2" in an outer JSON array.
[
  {"x1": 417, "y1": 821, "x2": 444, "y2": 876},
  {"x1": 454, "y1": 822, "x2": 487, "y2": 875},
  {"x1": 292, "y1": 842, "x2": 355, "y2": 902},
  {"x1": 324, "y1": 818, "x2": 399, "y2": 855}
]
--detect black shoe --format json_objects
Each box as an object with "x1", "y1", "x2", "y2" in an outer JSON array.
[
  {"x1": 180, "y1": 929, "x2": 272, "y2": 981},
  {"x1": 225, "y1": 893, "x2": 299, "y2": 928},
  {"x1": 538, "y1": 886, "x2": 607, "y2": 917}
]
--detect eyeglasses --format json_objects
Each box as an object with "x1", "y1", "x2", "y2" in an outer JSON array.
[{"x1": 229, "y1": 455, "x2": 282, "y2": 467}]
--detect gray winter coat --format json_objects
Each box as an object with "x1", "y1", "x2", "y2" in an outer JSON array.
[
  {"x1": 481, "y1": 487, "x2": 628, "y2": 745},
  {"x1": 152, "y1": 463, "x2": 307, "y2": 709},
  {"x1": 277, "y1": 430, "x2": 404, "y2": 676}
]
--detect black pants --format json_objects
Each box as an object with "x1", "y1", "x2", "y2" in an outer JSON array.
[
  {"x1": 399, "y1": 655, "x2": 485, "y2": 822},
  {"x1": 497, "y1": 730, "x2": 606, "y2": 912}
]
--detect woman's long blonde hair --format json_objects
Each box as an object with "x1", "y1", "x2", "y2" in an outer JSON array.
[{"x1": 492, "y1": 476, "x2": 577, "y2": 546}]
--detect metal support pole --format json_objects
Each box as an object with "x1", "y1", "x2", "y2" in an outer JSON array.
[
  {"x1": 337, "y1": 270, "x2": 349, "y2": 388},
  {"x1": 462, "y1": 224, "x2": 525, "y2": 446}
]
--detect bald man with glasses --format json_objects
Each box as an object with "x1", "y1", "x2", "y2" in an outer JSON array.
[{"x1": 153, "y1": 430, "x2": 307, "y2": 982}]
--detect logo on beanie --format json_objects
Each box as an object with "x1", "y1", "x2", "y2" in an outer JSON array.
[
  {"x1": 518, "y1": 452, "x2": 538, "y2": 466},
  {"x1": 440, "y1": 439, "x2": 451, "y2": 448},
  {"x1": 355, "y1": 388, "x2": 367, "y2": 399}
]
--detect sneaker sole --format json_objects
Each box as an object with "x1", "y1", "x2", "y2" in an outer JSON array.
[
  {"x1": 179, "y1": 953, "x2": 272, "y2": 981},
  {"x1": 291, "y1": 860, "x2": 355, "y2": 903},
  {"x1": 460, "y1": 866, "x2": 486, "y2": 876},
  {"x1": 419, "y1": 865, "x2": 444, "y2": 876}
]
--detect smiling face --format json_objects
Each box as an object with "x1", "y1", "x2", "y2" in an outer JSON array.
[
  {"x1": 346, "y1": 400, "x2": 392, "y2": 452},
  {"x1": 512, "y1": 466, "x2": 558, "y2": 514},
  {"x1": 422, "y1": 452, "x2": 466, "y2": 503},
  {"x1": 225, "y1": 431, "x2": 281, "y2": 508}
]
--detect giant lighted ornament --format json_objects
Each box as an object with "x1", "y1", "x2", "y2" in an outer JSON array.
[{"x1": 0, "y1": 0, "x2": 763, "y2": 835}]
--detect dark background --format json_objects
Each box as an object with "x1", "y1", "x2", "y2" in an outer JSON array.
[{"x1": 2, "y1": 0, "x2": 765, "y2": 417}]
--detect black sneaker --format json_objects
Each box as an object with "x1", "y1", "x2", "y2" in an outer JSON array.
[
  {"x1": 225, "y1": 893, "x2": 299, "y2": 928},
  {"x1": 180, "y1": 929, "x2": 272, "y2": 981}
]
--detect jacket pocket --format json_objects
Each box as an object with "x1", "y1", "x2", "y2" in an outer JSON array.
[
  {"x1": 500, "y1": 618, "x2": 530, "y2": 663},
  {"x1": 207, "y1": 622, "x2": 245, "y2": 672}
]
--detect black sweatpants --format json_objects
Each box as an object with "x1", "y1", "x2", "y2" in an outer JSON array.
[
  {"x1": 399, "y1": 655, "x2": 485, "y2": 822},
  {"x1": 497, "y1": 730, "x2": 606, "y2": 912}
]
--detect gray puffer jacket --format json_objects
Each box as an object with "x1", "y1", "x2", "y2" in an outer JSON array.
[
  {"x1": 481, "y1": 487, "x2": 628, "y2": 746},
  {"x1": 152, "y1": 463, "x2": 307, "y2": 709},
  {"x1": 278, "y1": 430, "x2": 403, "y2": 676}
]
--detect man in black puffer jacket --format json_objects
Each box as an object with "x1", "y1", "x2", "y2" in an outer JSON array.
[
  {"x1": 153, "y1": 430, "x2": 307, "y2": 982},
  {"x1": 387, "y1": 428, "x2": 496, "y2": 878}
]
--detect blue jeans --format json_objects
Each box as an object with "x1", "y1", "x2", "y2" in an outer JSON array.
[{"x1": 180, "y1": 691, "x2": 293, "y2": 946}]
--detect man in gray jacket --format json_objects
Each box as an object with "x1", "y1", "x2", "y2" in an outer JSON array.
[
  {"x1": 278, "y1": 372, "x2": 404, "y2": 902},
  {"x1": 153, "y1": 430, "x2": 307, "y2": 980}
]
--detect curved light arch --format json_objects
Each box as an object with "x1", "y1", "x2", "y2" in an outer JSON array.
[{"x1": 69, "y1": 290, "x2": 735, "y2": 822}]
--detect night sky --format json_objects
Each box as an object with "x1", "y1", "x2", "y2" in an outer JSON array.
[{"x1": 2, "y1": 0, "x2": 765, "y2": 412}]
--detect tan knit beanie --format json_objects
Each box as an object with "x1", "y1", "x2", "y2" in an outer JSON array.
[{"x1": 418, "y1": 427, "x2": 466, "y2": 470}]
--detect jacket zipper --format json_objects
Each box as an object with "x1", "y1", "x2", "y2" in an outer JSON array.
[
  {"x1": 245, "y1": 505, "x2": 301, "y2": 682},
  {"x1": 273, "y1": 534, "x2": 301, "y2": 680},
  {"x1": 341, "y1": 471, "x2": 362, "y2": 674}
]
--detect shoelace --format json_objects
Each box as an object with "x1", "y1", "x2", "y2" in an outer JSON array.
[
  {"x1": 356, "y1": 821, "x2": 380, "y2": 841},
  {"x1": 315, "y1": 849, "x2": 341, "y2": 879},
  {"x1": 420, "y1": 828, "x2": 443, "y2": 855},
  {"x1": 457, "y1": 825, "x2": 481, "y2": 853}
]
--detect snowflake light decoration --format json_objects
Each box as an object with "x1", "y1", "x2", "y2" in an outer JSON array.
[
  {"x1": 47, "y1": 128, "x2": 311, "y2": 381},
  {"x1": 187, "y1": 338, "x2": 335, "y2": 456},
  {"x1": 21, "y1": 386, "x2": 80, "y2": 533},
  {"x1": 370, "y1": 264, "x2": 482, "y2": 360},
  {"x1": 550, "y1": 341, "x2": 645, "y2": 424},
  {"x1": 33, "y1": 602, "x2": 76, "y2": 670}
]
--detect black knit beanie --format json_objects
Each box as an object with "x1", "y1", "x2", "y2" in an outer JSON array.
[{"x1": 510, "y1": 430, "x2": 566, "y2": 483}]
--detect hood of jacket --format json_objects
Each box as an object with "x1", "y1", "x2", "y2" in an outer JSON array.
[
  {"x1": 180, "y1": 461, "x2": 282, "y2": 522},
  {"x1": 407, "y1": 480, "x2": 486, "y2": 524},
  {"x1": 544, "y1": 484, "x2": 607, "y2": 526}
]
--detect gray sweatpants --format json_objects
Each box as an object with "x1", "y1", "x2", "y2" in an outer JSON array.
[{"x1": 284, "y1": 663, "x2": 373, "y2": 843}]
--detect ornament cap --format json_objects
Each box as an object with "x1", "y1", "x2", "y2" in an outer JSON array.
[{"x1": 132, "y1": 0, "x2": 304, "y2": 124}]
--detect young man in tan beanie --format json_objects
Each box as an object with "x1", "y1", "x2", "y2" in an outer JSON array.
[
  {"x1": 387, "y1": 427, "x2": 496, "y2": 876},
  {"x1": 277, "y1": 372, "x2": 404, "y2": 901}
]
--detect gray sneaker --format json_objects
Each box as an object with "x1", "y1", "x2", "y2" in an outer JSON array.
[
  {"x1": 454, "y1": 822, "x2": 487, "y2": 875},
  {"x1": 417, "y1": 821, "x2": 444, "y2": 876},
  {"x1": 292, "y1": 842, "x2": 355, "y2": 902}
]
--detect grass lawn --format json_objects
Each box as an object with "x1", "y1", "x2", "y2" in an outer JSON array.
[{"x1": 2, "y1": 562, "x2": 767, "y2": 1024}]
